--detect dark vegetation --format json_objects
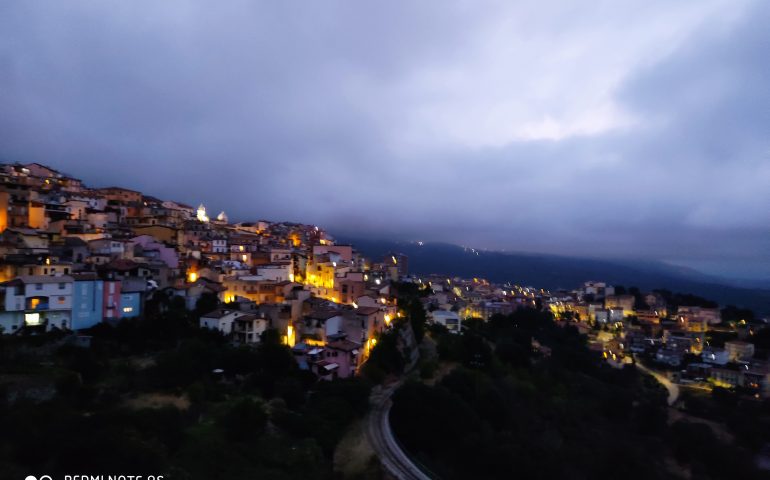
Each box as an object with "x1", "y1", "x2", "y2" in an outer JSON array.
[
  {"x1": 390, "y1": 308, "x2": 766, "y2": 479},
  {"x1": 0, "y1": 296, "x2": 371, "y2": 479}
]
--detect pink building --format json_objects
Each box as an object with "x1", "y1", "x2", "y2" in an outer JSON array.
[
  {"x1": 103, "y1": 279, "x2": 121, "y2": 320},
  {"x1": 312, "y1": 244, "x2": 353, "y2": 263},
  {"x1": 310, "y1": 339, "x2": 362, "y2": 380},
  {"x1": 129, "y1": 235, "x2": 179, "y2": 269}
]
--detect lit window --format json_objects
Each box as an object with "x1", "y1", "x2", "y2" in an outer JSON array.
[
  {"x1": 24, "y1": 313, "x2": 41, "y2": 326},
  {"x1": 123, "y1": 307, "x2": 133, "y2": 313}
]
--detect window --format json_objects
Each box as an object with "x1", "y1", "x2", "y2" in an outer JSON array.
[
  {"x1": 64, "y1": 268, "x2": 69, "y2": 274},
  {"x1": 58, "y1": 296, "x2": 66, "y2": 304},
  {"x1": 35, "y1": 283, "x2": 43, "y2": 290},
  {"x1": 123, "y1": 307, "x2": 133, "y2": 313},
  {"x1": 59, "y1": 283, "x2": 66, "y2": 290}
]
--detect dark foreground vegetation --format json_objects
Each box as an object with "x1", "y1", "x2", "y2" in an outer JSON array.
[
  {"x1": 390, "y1": 309, "x2": 767, "y2": 480},
  {"x1": 0, "y1": 303, "x2": 371, "y2": 479}
]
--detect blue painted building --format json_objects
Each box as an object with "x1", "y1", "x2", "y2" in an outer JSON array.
[
  {"x1": 71, "y1": 275, "x2": 104, "y2": 330},
  {"x1": 120, "y1": 291, "x2": 142, "y2": 318}
]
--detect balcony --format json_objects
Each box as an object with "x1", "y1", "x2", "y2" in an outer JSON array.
[{"x1": 26, "y1": 297, "x2": 50, "y2": 311}]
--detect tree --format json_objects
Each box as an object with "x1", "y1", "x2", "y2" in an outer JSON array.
[{"x1": 219, "y1": 398, "x2": 267, "y2": 442}]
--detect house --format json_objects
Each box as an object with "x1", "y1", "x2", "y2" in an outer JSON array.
[
  {"x1": 312, "y1": 339, "x2": 361, "y2": 380},
  {"x1": 119, "y1": 280, "x2": 144, "y2": 318},
  {"x1": 701, "y1": 347, "x2": 729, "y2": 365},
  {"x1": 336, "y1": 272, "x2": 365, "y2": 305},
  {"x1": 430, "y1": 310, "x2": 461, "y2": 333},
  {"x1": 0, "y1": 275, "x2": 74, "y2": 331},
  {"x1": 162, "y1": 278, "x2": 225, "y2": 310},
  {"x1": 200, "y1": 309, "x2": 245, "y2": 335},
  {"x1": 678, "y1": 306, "x2": 721, "y2": 325},
  {"x1": 656, "y1": 348, "x2": 684, "y2": 367},
  {"x1": 71, "y1": 273, "x2": 104, "y2": 330},
  {"x1": 128, "y1": 235, "x2": 179, "y2": 269},
  {"x1": 103, "y1": 278, "x2": 121, "y2": 321},
  {"x1": 593, "y1": 308, "x2": 609, "y2": 324},
  {"x1": 711, "y1": 366, "x2": 741, "y2": 388},
  {"x1": 300, "y1": 309, "x2": 345, "y2": 344},
  {"x1": 725, "y1": 340, "x2": 755, "y2": 361},
  {"x1": 88, "y1": 238, "x2": 126, "y2": 257},
  {"x1": 256, "y1": 264, "x2": 293, "y2": 282},
  {"x1": 605, "y1": 295, "x2": 635, "y2": 314},
  {"x1": 349, "y1": 306, "x2": 386, "y2": 347},
  {"x1": 231, "y1": 314, "x2": 269, "y2": 344}
]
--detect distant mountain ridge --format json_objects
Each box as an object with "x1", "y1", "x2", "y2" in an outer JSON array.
[{"x1": 338, "y1": 237, "x2": 770, "y2": 315}]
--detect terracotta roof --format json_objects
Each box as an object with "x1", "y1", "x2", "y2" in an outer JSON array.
[
  {"x1": 327, "y1": 339, "x2": 361, "y2": 352},
  {"x1": 18, "y1": 275, "x2": 74, "y2": 284},
  {"x1": 101, "y1": 259, "x2": 140, "y2": 271},
  {"x1": 306, "y1": 309, "x2": 342, "y2": 321},
  {"x1": 355, "y1": 306, "x2": 380, "y2": 316},
  {"x1": 201, "y1": 309, "x2": 240, "y2": 319},
  {"x1": 314, "y1": 360, "x2": 339, "y2": 370}
]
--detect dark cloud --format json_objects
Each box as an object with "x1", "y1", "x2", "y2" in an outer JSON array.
[{"x1": 0, "y1": 0, "x2": 767, "y2": 279}]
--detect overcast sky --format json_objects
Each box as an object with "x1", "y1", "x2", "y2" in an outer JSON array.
[{"x1": 1, "y1": 1, "x2": 768, "y2": 279}]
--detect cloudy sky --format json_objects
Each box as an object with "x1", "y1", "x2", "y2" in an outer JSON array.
[{"x1": 1, "y1": 1, "x2": 768, "y2": 279}]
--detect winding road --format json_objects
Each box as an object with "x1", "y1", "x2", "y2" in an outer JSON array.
[
  {"x1": 635, "y1": 358, "x2": 680, "y2": 405},
  {"x1": 365, "y1": 382, "x2": 433, "y2": 480}
]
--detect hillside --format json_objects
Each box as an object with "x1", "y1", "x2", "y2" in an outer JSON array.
[{"x1": 340, "y1": 237, "x2": 770, "y2": 314}]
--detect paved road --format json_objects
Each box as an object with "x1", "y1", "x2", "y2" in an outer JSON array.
[
  {"x1": 635, "y1": 359, "x2": 680, "y2": 406},
  {"x1": 365, "y1": 382, "x2": 433, "y2": 480}
]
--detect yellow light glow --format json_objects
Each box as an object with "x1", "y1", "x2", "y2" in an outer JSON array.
[
  {"x1": 391, "y1": 255, "x2": 397, "y2": 265},
  {"x1": 188, "y1": 272, "x2": 198, "y2": 283},
  {"x1": 384, "y1": 314, "x2": 391, "y2": 325},
  {"x1": 286, "y1": 325, "x2": 295, "y2": 347}
]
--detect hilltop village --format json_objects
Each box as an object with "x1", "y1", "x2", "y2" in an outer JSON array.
[{"x1": 0, "y1": 162, "x2": 767, "y2": 397}]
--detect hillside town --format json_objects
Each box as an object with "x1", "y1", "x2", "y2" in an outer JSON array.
[{"x1": 0, "y1": 162, "x2": 768, "y2": 399}]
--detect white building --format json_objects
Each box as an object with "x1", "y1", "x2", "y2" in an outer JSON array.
[
  {"x1": 0, "y1": 275, "x2": 73, "y2": 332},
  {"x1": 232, "y1": 314, "x2": 269, "y2": 344},
  {"x1": 430, "y1": 310, "x2": 462, "y2": 333},
  {"x1": 702, "y1": 348, "x2": 729, "y2": 365},
  {"x1": 256, "y1": 264, "x2": 293, "y2": 282},
  {"x1": 200, "y1": 309, "x2": 246, "y2": 335}
]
